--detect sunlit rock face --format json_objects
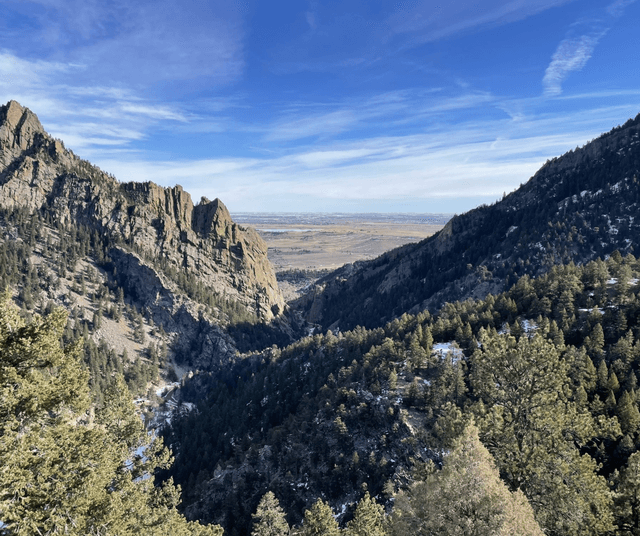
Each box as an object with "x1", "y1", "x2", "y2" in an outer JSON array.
[{"x1": 0, "y1": 100, "x2": 284, "y2": 322}]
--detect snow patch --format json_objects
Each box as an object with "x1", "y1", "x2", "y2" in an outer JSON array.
[
  {"x1": 335, "y1": 503, "x2": 348, "y2": 520},
  {"x1": 433, "y1": 342, "x2": 464, "y2": 363}
]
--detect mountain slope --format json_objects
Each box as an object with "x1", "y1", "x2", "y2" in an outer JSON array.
[
  {"x1": 0, "y1": 100, "x2": 293, "y2": 383},
  {"x1": 0, "y1": 100, "x2": 284, "y2": 321},
  {"x1": 167, "y1": 254, "x2": 640, "y2": 536},
  {"x1": 297, "y1": 113, "x2": 640, "y2": 330}
]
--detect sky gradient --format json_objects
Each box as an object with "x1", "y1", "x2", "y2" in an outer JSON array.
[{"x1": 2, "y1": 0, "x2": 640, "y2": 213}]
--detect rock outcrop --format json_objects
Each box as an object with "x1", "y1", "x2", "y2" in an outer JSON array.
[{"x1": 0, "y1": 100, "x2": 284, "y2": 321}]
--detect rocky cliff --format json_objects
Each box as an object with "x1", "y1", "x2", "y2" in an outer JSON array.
[{"x1": 0, "y1": 100, "x2": 284, "y2": 321}]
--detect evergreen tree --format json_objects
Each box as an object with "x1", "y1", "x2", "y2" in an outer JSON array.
[
  {"x1": 301, "y1": 499, "x2": 340, "y2": 536},
  {"x1": 388, "y1": 368, "x2": 398, "y2": 390},
  {"x1": 617, "y1": 390, "x2": 640, "y2": 435},
  {"x1": 408, "y1": 330, "x2": 428, "y2": 369},
  {"x1": 0, "y1": 296, "x2": 221, "y2": 535},
  {"x1": 344, "y1": 492, "x2": 386, "y2": 536},
  {"x1": 615, "y1": 451, "x2": 640, "y2": 535},
  {"x1": 597, "y1": 359, "x2": 610, "y2": 392},
  {"x1": 252, "y1": 491, "x2": 290, "y2": 536},
  {"x1": 586, "y1": 323, "x2": 605, "y2": 361},
  {"x1": 470, "y1": 329, "x2": 618, "y2": 536},
  {"x1": 390, "y1": 422, "x2": 543, "y2": 536}
]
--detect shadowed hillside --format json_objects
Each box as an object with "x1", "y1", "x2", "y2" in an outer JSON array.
[{"x1": 296, "y1": 113, "x2": 640, "y2": 331}]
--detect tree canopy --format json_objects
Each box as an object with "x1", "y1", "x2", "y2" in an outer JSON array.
[
  {"x1": 0, "y1": 295, "x2": 221, "y2": 535},
  {"x1": 391, "y1": 422, "x2": 543, "y2": 536}
]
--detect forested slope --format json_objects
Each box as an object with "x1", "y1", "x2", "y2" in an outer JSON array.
[
  {"x1": 167, "y1": 252, "x2": 640, "y2": 535},
  {"x1": 0, "y1": 296, "x2": 223, "y2": 535},
  {"x1": 298, "y1": 113, "x2": 640, "y2": 331}
]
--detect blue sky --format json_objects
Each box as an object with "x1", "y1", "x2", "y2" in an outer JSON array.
[{"x1": 2, "y1": 0, "x2": 640, "y2": 213}]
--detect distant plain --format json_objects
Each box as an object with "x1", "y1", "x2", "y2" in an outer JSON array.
[
  {"x1": 234, "y1": 212, "x2": 450, "y2": 271},
  {"x1": 233, "y1": 213, "x2": 450, "y2": 300}
]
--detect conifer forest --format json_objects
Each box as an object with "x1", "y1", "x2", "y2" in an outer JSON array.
[{"x1": 5, "y1": 102, "x2": 640, "y2": 535}]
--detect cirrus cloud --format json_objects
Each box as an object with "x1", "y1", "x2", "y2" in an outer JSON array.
[{"x1": 543, "y1": 0, "x2": 637, "y2": 96}]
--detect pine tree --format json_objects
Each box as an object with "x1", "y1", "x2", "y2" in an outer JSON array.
[
  {"x1": 344, "y1": 492, "x2": 386, "y2": 536},
  {"x1": 615, "y1": 451, "x2": 640, "y2": 535},
  {"x1": 0, "y1": 296, "x2": 221, "y2": 535},
  {"x1": 388, "y1": 368, "x2": 398, "y2": 390},
  {"x1": 408, "y1": 332, "x2": 428, "y2": 370},
  {"x1": 608, "y1": 371, "x2": 621, "y2": 393},
  {"x1": 597, "y1": 359, "x2": 610, "y2": 392},
  {"x1": 470, "y1": 329, "x2": 618, "y2": 536},
  {"x1": 301, "y1": 499, "x2": 340, "y2": 536},
  {"x1": 421, "y1": 325, "x2": 433, "y2": 354},
  {"x1": 617, "y1": 390, "x2": 640, "y2": 435},
  {"x1": 252, "y1": 491, "x2": 290, "y2": 536},
  {"x1": 390, "y1": 422, "x2": 543, "y2": 536},
  {"x1": 586, "y1": 323, "x2": 605, "y2": 361}
]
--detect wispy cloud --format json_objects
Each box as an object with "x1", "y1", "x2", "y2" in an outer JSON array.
[
  {"x1": 387, "y1": 0, "x2": 577, "y2": 47},
  {"x1": 607, "y1": 0, "x2": 638, "y2": 16},
  {"x1": 0, "y1": 0, "x2": 250, "y2": 152},
  {"x1": 543, "y1": 33, "x2": 606, "y2": 96},
  {"x1": 113, "y1": 104, "x2": 187, "y2": 122},
  {"x1": 306, "y1": 11, "x2": 317, "y2": 30},
  {"x1": 3, "y1": 0, "x2": 247, "y2": 87},
  {"x1": 0, "y1": 50, "x2": 190, "y2": 148},
  {"x1": 0, "y1": 50, "x2": 71, "y2": 89},
  {"x1": 262, "y1": 89, "x2": 495, "y2": 143},
  {"x1": 265, "y1": 110, "x2": 358, "y2": 142},
  {"x1": 264, "y1": 1, "x2": 577, "y2": 77},
  {"x1": 90, "y1": 103, "x2": 639, "y2": 213},
  {"x1": 543, "y1": 0, "x2": 637, "y2": 96}
]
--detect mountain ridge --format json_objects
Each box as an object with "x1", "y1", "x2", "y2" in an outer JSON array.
[
  {"x1": 0, "y1": 100, "x2": 284, "y2": 321},
  {"x1": 297, "y1": 111, "x2": 640, "y2": 331},
  {"x1": 0, "y1": 100, "x2": 298, "y2": 383}
]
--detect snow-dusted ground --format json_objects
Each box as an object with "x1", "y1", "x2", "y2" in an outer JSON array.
[
  {"x1": 578, "y1": 308, "x2": 605, "y2": 315},
  {"x1": 498, "y1": 319, "x2": 537, "y2": 335},
  {"x1": 433, "y1": 342, "x2": 464, "y2": 362},
  {"x1": 156, "y1": 382, "x2": 180, "y2": 398}
]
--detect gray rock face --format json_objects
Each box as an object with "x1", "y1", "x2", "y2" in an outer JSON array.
[
  {"x1": 108, "y1": 246, "x2": 237, "y2": 369},
  {"x1": 0, "y1": 100, "x2": 46, "y2": 156},
  {"x1": 0, "y1": 100, "x2": 284, "y2": 321}
]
